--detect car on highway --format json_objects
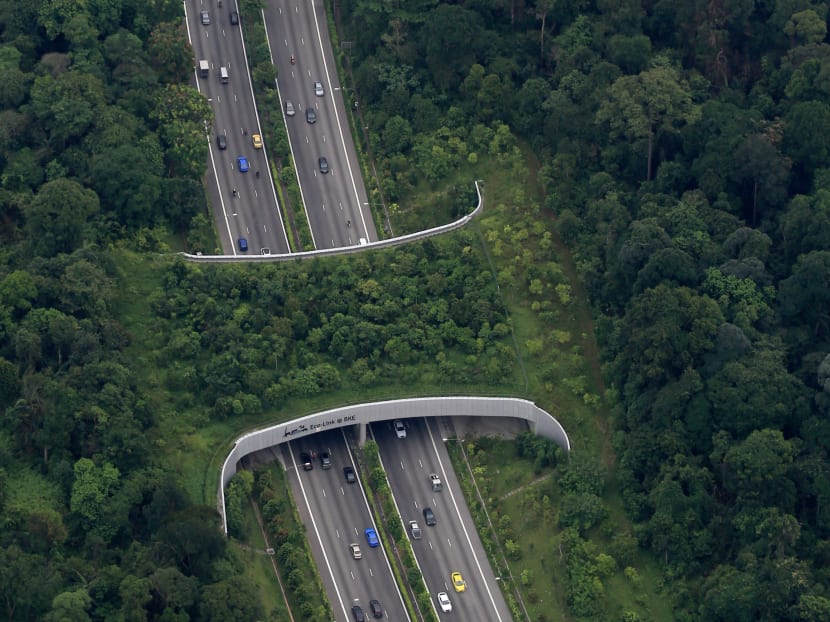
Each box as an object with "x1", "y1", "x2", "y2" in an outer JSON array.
[
  {"x1": 306, "y1": 107, "x2": 317, "y2": 124},
  {"x1": 365, "y1": 527, "x2": 379, "y2": 547},
  {"x1": 216, "y1": 134, "x2": 226, "y2": 150},
  {"x1": 369, "y1": 600, "x2": 382, "y2": 618},
  {"x1": 200, "y1": 10, "x2": 210, "y2": 25},
  {"x1": 437, "y1": 592, "x2": 452, "y2": 613},
  {"x1": 229, "y1": 10, "x2": 239, "y2": 25},
  {"x1": 349, "y1": 542, "x2": 362, "y2": 559},
  {"x1": 394, "y1": 420, "x2": 406, "y2": 438},
  {"x1": 237, "y1": 238, "x2": 248, "y2": 252},
  {"x1": 237, "y1": 156, "x2": 249, "y2": 172},
  {"x1": 343, "y1": 465, "x2": 356, "y2": 484},
  {"x1": 252, "y1": 133, "x2": 262, "y2": 149},
  {"x1": 300, "y1": 452, "x2": 313, "y2": 471},
  {"x1": 314, "y1": 81, "x2": 324, "y2": 96},
  {"x1": 351, "y1": 605, "x2": 365, "y2": 622},
  {"x1": 320, "y1": 451, "x2": 331, "y2": 469},
  {"x1": 318, "y1": 157, "x2": 329, "y2": 174},
  {"x1": 409, "y1": 520, "x2": 422, "y2": 539},
  {"x1": 423, "y1": 507, "x2": 436, "y2": 526},
  {"x1": 452, "y1": 571, "x2": 466, "y2": 593},
  {"x1": 285, "y1": 101, "x2": 295, "y2": 116}
]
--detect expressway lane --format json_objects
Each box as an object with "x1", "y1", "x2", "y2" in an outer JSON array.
[
  {"x1": 281, "y1": 431, "x2": 408, "y2": 621},
  {"x1": 186, "y1": 1, "x2": 289, "y2": 255},
  {"x1": 373, "y1": 419, "x2": 513, "y2": 621},
  {"x1": 265, "y1": 0, "x2": 378, "y2": 248}
]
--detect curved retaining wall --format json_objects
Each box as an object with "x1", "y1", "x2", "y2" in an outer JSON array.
[
  {"x1": 181, "y1": 181, "x2": 484, "y2": 263},
  {"x1": 218, "y1": 396, "x2": 569, "y2": 533}
]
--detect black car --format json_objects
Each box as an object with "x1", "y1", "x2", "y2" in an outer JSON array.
[
  {"x1": 300, "y1": 452, "x2": 313, "y2": 471},
  {"x1": 306, "y1": 107, "x2": 317, "y2": 124},
  {"x1": 229, "y1": 11, "x2": 239, "y2": 25},
  {"x1": 320, "y1": 451, "x2": 332, "y2": 469},
  {"x1": 351, "y1": 605, "x2": 365, "y2": 622},
  {"x1": 343, "y1": 466, "x2": 356, "y2": 484},
  {"x1": 369, "y1": 599, "x2": 382, "y2": 618},
  {"x1": 423, "y1": 507, "x2": 436, "y2": 526},
  {"x1": 319, "y1": 157, "x2": 329, "y2": 174},
  {"x1": 216, "y1": 134, "x2": 227, "y2": 150}
]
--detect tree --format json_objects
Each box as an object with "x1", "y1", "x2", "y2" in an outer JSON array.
[
  {"x1": 783, "y1": 100, "x2": 830, "y2": 177},
  {"x1": 784, "y1": 10, "x2": 827, "y2": 46},
  {"x1": 147, "y1": 21, "x2": 191, "y2": 83},
  {"x1": 70, "y1": 458, "x2": 121, "y2": 540},
  {"x1": 44, "y1": 588, "x2": 92, "y2": 622},
  {"x1": 26, "y1": 178, "x2": 100, "y2": 257},
  {"x1": 596, "y1": 63, "x2": 699, "y2": 180},
  {"x1": 150, "y1": 84, "x2": 212, "y2": 178},
  {"x1": 732, "y1": 132, "x2": 791, "y2": 225},
  {"x1": 613, "y1": 284, "x2": 723, "y2": 394},
  {"x1": 421, "y1": 5, "x2": 485, "y2": 92},
  {"x1": 0, "y1": 545, "x2": 61, "y2": 621},
  {"x1": 706, "y1": 348, "x2": 808, "y2": 437},
  {"x1": 28, "y1": 71, "x2": 106, "y2": 146},
  {"x1": 724, "y1": 429, "x2": 796, "y2": 508},
  {"x1": 199, "y1": 575, "x2": 264, "y2": 622},
  {"x1": 779, "y1": 250, "x2": 830, "y2": 336},
  {"x1": 90, "y1": 143, "x2": 163, "y2": 227}
]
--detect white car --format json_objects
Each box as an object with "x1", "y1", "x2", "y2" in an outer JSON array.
[
  {"x1": 314, "y1": 81, "x2": 324, "y2": 96},
  {"x1": 394, "y1": 420, "x2": 406, "y2": 439},
  {"x1": 437, "y1": 592, "x2": 452, "y2": 613}
]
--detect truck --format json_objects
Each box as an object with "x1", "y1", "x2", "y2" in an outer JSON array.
[{"x1": 199, "y1": 60, "x2": 209, "y2": 78}]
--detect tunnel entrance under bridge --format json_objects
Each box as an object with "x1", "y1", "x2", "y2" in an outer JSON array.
[{"x1": 218, "y1": 396, "x2": 570, "y2": 533}]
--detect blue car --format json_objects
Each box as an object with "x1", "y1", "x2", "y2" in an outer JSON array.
[
  {"x1": 365, "y1": 527, "x2": 379, "y2": 548},
  {"x1": 237, "y1": 156, "x2": 249, "y2": 172},
  {"x1": 238, "y1": 238, "x2": 248, "y2": 252}
]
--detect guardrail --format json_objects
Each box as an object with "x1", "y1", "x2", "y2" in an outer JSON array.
[{"x1": 179, "y1": 180, "x2": 484, "y2": 262}]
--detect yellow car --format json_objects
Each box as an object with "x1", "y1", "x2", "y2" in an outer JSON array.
[
  {"x1": 451, "y1": 571, "x2": 466, "y2": 593},
  {"x1": 252, "y1": 133, "x2": 263, "y2": 149}
]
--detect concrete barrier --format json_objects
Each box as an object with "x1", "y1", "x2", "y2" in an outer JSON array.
[{"x1": 218, "y1": 396, "x2": 569, "y2": 533}]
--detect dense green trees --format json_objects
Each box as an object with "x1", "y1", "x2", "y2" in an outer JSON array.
[
  {"x1": 336, "y1": 0, "x2": 830, "y2": 618},
  {"x1": 0, "y1": 0, "x2": 265, "y2": 618}
]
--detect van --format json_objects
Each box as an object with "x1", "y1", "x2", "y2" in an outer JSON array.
[{"x1": 220, "y1": 66, "x2": 228, "y2": 83}]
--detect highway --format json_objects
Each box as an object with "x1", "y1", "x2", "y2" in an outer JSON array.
[
  {"x1": 264, "y1": 0, "x2": 378, "y2": 248},
  {"x1": 372, "y1": 418, "x2": 513, "y2": 622},
  {"x1": 282, "y1": 431, "x2": 409, "y2": 621},
  {"x1": 185, "y1": 1, "x2": 290, "y2": 255}
]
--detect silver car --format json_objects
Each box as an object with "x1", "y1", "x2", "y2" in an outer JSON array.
[
  {"x1": 285, "y1": 101, "x2": 295, "y2": 116},
  {"x1": 314, "y1": 81, "x2": 324, "y2": 96},
  {"x1": 437, "y1": 592, "x2": 452, "y2": 613},
  {"x1": 200, "y1": 10, "x2": 210, "y2": 25}
]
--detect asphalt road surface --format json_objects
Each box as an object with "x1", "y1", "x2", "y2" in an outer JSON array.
[
  {"x1": 282, "y1": 431, "x2": 409, "y2": 622},
  {"x1": 373, "y1": 418, "x2": 513, "y2": 622},
  {"x1": 186, "y1": 1, "x2": 290, "y2": 255},
  {"x1": 265, "y1": 0, "x2": 378, "y2": 248}
]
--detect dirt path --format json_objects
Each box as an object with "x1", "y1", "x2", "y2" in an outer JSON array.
[{"x1": 499, "y1": 472, "x2": 555, "y2": 501}]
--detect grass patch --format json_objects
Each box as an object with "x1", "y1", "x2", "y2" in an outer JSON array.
[
  {"x1": 450, "y1": 436, "x2": 673, "y2": 622},
  {"x1": 232, "y1": 505, "x2": 291, "y2": 622}
]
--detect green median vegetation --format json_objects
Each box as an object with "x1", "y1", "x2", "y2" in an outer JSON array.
[{"x1": 360, "y1": 439, "x2": 438, "y2": 622}]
